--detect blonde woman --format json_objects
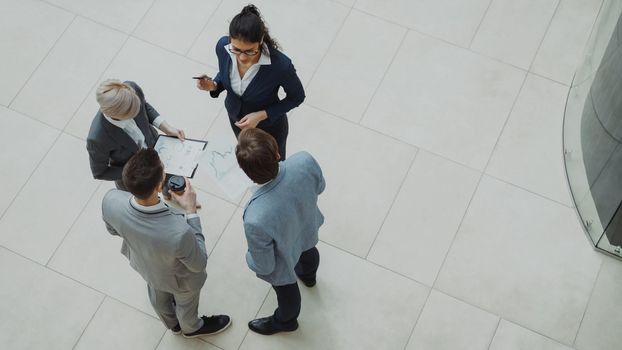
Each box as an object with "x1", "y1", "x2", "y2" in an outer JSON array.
[{"x1": 87, "y1": 79, "x2": 184, "y2": 191}]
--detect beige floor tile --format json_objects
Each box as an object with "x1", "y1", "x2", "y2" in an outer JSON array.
[
  {"x1": 0, "y1": 0, "x2": 73, "y2": 105},
  {"x1": 436, "y1": 176, "x2": 602, "y2": 345},
  {"x1": 45, "y1": 0, "x2": 154, "y2": 33},
  {"x1": 0, "y1": 107, "x2": 59, "y2": 215},
  {"x1": 355, "y1": 0, "x2": 490, "y2": 47},
  {"x1": 0, "y1": 133, "x2": 99, "y2": 264},
  {"x1": 290, "y1": 104, "x2": 417, "y2": 257},
  {"x1": 575, "y1": 257, "x2": 622, "y2": 350},
  {"x1": 10, "y1": 17, "x2": 127, "y2": 129},
  {"x1": 368, "y1": 150, "x2": 480, "y2": 286},
  {"x1": 406, "y1": 290, "x2": 499, "y2": 350},
  {"x1": 0, "y1": 247, "x2": 103, "y2": 350},
  {"x1": 239, "y1": 242, "x2": 429, "y2": 350},
  {"x1": 471, "y1": 0, "x2": 558, "y2": 69},
  {"x1": 362, "y1": 31, "x2": 525, "y2": 170},
  {"x1": 305, "y1": 10, "x2": 406, "y2": 122},
  {"x1": 74, "y1": 297, "x2": 165, "y2": 350},
  {"x1": 134, "y1": 0, "x2": 221, "y2": 55},
  {"x1": 486, "y1": 74, "x2": 572, "y2": 206},
  {"x1": 531, "y1": 0, "x2": 603, "y2": 85},
  {"x1": 490, "y1": 320, "x2": 574, "y2": 350}
]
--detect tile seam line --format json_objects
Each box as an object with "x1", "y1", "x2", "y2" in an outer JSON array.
[
  {"x1": 71, "y1": 295, "x2": 107, "y2": 350},
  {"x1": 39, "y1": 1, "x2": 128, "y2": 36},
  {"x1": 0, "y1": 130, "x2": 65, "y2": 222},
  {"x1": 130, "y1": 35, "x2": 219, "y2": 69},
  {"x1": 302, "y1": 3, "x2": 353, "y2": 90},
  {"x1": 486, "y1": 317, "x2": 502, "y2": 350},
  {"x1": 364, "y1": 147, "x2": 419, "y2": 259},
  {"x1": 183, "y1": 0, "x2": 226, "y2": 57},
  {"x1": 129, "y1": 0, "x2": 158, "y2": 34},
  {"x1": 59, "y1": 0, "x2": 159, "y2": 132},
  {"x1": 484, "y1": 172, "x2": 574, "y2": 208},
  {"x1": 0, "y1": 245, "x2": 106, "y2": 296},
  {"x1": 304, "y1": 103, "x2": 511, "y2": 179},
  {"x1": 401, "y1": 287, "x2": 433, "y2": 350},
  {"x1": 7, "y1": 14, "x2": 78, "y2": 108},
  {"x1": 45, "y1": 181, "x2": 103, "y2": 266},
  {"x1": 59, "y1": 33, "x2": 132, "y2": 132},
  {"x1": 468, "y1": 0, "x2": 495, "y2": 49},
  {"x1": 527, "y1": 0, "x2": 563, "y2": 73},
  {"x1": 572, "y1": 257, "x2": 605, "y2": 346},
  {"x1": 236, "y1": 287, "x2": 273, "y2": 350},
  {"x1": 320, "y1": 240, "x2": 431, "y2": 288},
  {"x1": 357, "y1": 26, "x2": 409, "y2": 124},
  {"x1": 434, "y1": 281, "x2": 578, "y2": 347},
  {"x1": 429, "y1": 74, "x2": 528, "y2": 288}
]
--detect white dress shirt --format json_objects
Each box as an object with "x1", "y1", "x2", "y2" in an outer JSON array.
[
  {"x1": 131, "y1": 197, "x2": 198, "y2": 219},
  {"x1": 226, "y1": 43, "x2": 272, "y2": 96},
  {"x1": 104, "y1": 114, "x2": 164, "y2": 149}
]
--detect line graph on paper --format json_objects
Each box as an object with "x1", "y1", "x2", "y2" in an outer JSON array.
[{"x1": 197, "y1": 139, "x2": 252, "y2": 200}]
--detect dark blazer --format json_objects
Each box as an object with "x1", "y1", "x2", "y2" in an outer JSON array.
[
  {"x1": 86, "y1": 81, "x2": 160, "y2": 181},
  {"x1": 210, "y1": 36, "x2": 305, "y2": 128}
]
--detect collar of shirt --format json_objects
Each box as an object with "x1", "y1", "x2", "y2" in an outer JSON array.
[
  {"x1": 130, "y1": 197, "x2": 167, "y2": 212},
  {"x1": 103, "y1": 113, "x2": 135, "y2": 129}
]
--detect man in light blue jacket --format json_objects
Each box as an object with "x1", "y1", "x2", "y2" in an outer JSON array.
[{"x1": 236, "y1": 128, "x2": 325, "y2": 335}]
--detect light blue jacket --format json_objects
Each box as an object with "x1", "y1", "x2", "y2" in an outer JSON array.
[{"x1": 243, "y1": 151, "x2": 325, "y2": 286}]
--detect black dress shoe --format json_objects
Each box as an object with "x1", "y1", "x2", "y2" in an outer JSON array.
[
  {"x1": 183, "y1": 315, "x2": 232, "y2": 338},
  {"x1": 248, "y1": 316, "x2": 298, "y2": 335},
  {"x1": 299, "y1": 277, "x2": 316, "y2": 287}
]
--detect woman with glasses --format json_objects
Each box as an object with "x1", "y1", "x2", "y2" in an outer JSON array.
[{"x1": 195, "y1": 4, "x2": 305, "y2": 159}]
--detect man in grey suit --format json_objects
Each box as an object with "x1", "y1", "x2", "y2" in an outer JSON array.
[
  {"x1": 102, "y1": 148, "x2": 231, "y2": 338},
  {"x1": 235, "y1": 128, "x2": 325, "y2": 335}
]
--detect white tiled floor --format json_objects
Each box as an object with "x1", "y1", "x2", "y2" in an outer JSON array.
[{"x1": 1, "y1": 0, "x2": 620, "y2": 349}]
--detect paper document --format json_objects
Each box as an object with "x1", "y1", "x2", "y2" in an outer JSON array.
[
  {"x1": 154, "y1": 135, "x2": 207, "y2": 177},
  {"x1": 197, "y1": 139, "x2": 252, "y2": 200}
]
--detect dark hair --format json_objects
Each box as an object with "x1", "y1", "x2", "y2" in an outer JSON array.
[
  {"x1": 122, "y1": 148, "x2": 164, "y2": 200},
  {"x1": 229, "y1": 4, "x2": 278, "y2": 51},
  {"x1": 236, "y1": 128, "x2": 279, "y2": 184}
]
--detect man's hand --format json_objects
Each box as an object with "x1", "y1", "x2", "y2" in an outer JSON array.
[
  {"x1": 170, "y1": 178, "x2": 197, "y2": 214},
  {"x1": 235, "y1": 110, "x2": 268, "y2": 130},
  {"x1": 195, "y1": 75, "x2": 217, "y2": 91}
]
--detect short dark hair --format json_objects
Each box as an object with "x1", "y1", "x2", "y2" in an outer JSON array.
[
  {"x1": 122, "y1": 148, "x2": 164, "y2": 200},
  {"x1": 236, "y1": 128, "x2": 279, "y2": 184}
]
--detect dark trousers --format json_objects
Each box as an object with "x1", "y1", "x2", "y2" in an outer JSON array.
[
  {"x1": 272, "y1": 247, "x2": 320, "y2": 326},
  {"x1": 229, "y1": 115, "x2": 289, "y2": 159}
]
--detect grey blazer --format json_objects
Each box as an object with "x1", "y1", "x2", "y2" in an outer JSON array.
[
  {"x1": 243, "y1": 151, "x2": 325, "y2": 286},
  {"x1": 86, "y1": 81, "x2": 160, "y2": 181},
  {"x1": 102, "y1": 189, "x2": 208, "y2": 293}
]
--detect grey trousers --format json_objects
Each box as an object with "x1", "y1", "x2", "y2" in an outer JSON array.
[{"x1": 147, "y1": 284, "x2": 203, "y2": 333}]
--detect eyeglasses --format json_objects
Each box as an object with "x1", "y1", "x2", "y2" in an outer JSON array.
[{"x1": 228, "y1": 45, "x2": 261, "y2": 57}]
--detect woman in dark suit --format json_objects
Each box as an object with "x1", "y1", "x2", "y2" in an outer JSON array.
[
  {"x1": 86, "y1": 79, "x2": 185, "y2": 191},
  {"x1": 196, "y1": 4, "x2": 305, "y2": 159}
]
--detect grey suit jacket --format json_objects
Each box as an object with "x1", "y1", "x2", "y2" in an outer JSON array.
[
  {"x1": 243, "y1": 151, "x2": 325, "y2": 286},
  {"x1": 86, "y1": 81, "x2": 160, "y2": 181},
  {"x1": 102, "y1": 189, "x2": 208, "y2": 293}
]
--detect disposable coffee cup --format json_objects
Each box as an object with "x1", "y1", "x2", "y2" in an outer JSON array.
[{"x1": 168, "y1": 175, "x2": 186, "y2": 193}]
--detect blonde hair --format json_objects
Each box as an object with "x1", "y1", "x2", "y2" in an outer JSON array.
[{"x1": 95, "y1": 79, "x2": 141, "y2": 120}]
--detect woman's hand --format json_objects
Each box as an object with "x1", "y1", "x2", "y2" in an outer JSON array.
[
  {"x1": 235, "y1": 111, "x2": 268, "y2": 130},
  {"x1": 195, "y1": 75, "x2": 217, "y2": 91},
  {"x1": 159, "y1": 121, "x2": 186, "y2": 141}
]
